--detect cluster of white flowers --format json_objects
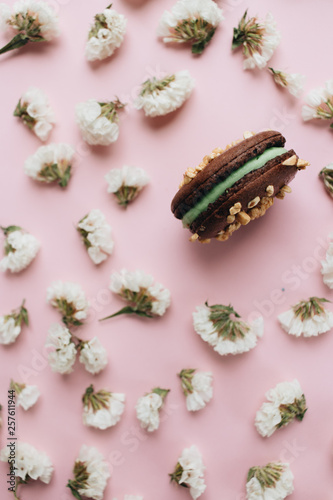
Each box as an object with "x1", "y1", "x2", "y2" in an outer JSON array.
[
  {"x1": 321, "y1": 233, "x2": 333, "y2": 289},
  {"x1": 11, "y1": 380, "x2": 40, "y2": 410},
  {"x1": 170, "y1": 445, "x2": 206, "y2": 500},
  {"x1": 255, "y1": 380, "x2": 306, "y2": 438},
  {"x1": 246, "y1": 462, "x2": 294, "y2": 500},
  {"x1": 67, "y1": 445, "x2": 110, "y2": 500},
  {"x1": 0, "y1": 441, "x2": 53, "y2": 489},
  {"x1": 0, "y1": 0, "x2": 59, "y2": 55},
  {"x1": 0, "y1": 226, "x2": 40, "y2": 273},
  {"x1": 82, "y1": 385, "x2": 125, "y2": 430},
  {"x1": 232, "y1": 11, "x2": 281, "y2": 70},
  {"x1": 268, "y1": 68, "x2": 305, "y2": 98},
  {"x1": 179, "y1": 369, "x2": 213, "y2": 412},
  {"x1": 46, "y1": 280, "x2": 89, "y2": 326},
  {"x1": 105, "y1": 165, "x2": 150, "y2": 207},
  {"x1": 302, "y1": 80, "x2": 333, "y2": 124},
  {"x1": 78, "y1": 337, "x2": 108, "y2": 375},
  {"x1": 76, "y1": 98, "x2": 124, "y2": 146},
  {"x1": 157, "y1": 0, "x2": 224, "y2": 54},
  {"x1": 45, "y1": 323, "x2": 108, "y2": 375},
  {"x1": 135, "y1": 71, "x2": 194, "y2": 117},
  {"x1": 102, "y1": 269, "x2": 171, "y2": 320},
  {"x1": 77, "y1": 209, "x2": 114, "y2": 265},
  {"x1": 86, "y1": 5, "x2": 126, "y2": 62},
  {"x1": 0, "y1": 300, "x2": 28, "y2": 345},
  {"x1": 136, "y1": 388, "x2": 169, "y2": 432},
  {"x1": 278, "y1": 297, "x2": 333, "y2": 337},
  {"x1": 14, "y1": 87, "x2": 55, "y2": 141},
  {"x1": 24, "y1": 143, "x2": 75, "y2": 187},
  {"x1": 193, "y1": 303, "x2": 264, "y2": 355}
]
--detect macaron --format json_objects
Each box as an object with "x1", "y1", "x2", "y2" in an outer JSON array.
[{"x1": 171, "y1": 130, "x2": 309, "y2": 243}]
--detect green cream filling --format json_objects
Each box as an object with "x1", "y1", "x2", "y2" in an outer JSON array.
[{"x1": 182, "y1": 147, "x2": 287, "y2": 227}]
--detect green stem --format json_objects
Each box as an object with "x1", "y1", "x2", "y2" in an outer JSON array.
[
  {"x1": 99, "y1": 306, "x2": 152, "y2": 321},
  {"x1": 0, "y1": 34, "x2": 29, "y2": 55}
]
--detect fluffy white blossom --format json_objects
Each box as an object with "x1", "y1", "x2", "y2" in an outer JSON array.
[
  {"x1": 246, "y1": 462, "x2": 294, "y2": 500},
  {"x1": 14, "y1": 87, "x2": 55, "y2": 141},
  {"x1": 0, "y1": 0, "x2": 59, "y2": 55},
  {"x1": 68, "y1": 445, "x2": 110, "y2": 500},
  {"x1": 12, "y1": 381, "x2": 40, "y2": 410},
  {"x1": 77, "y1": 209, "x2": 114, "y2": 264},
  {"x1": 105, "y1": 165, "x2": 150, "y2": 206},
  {"x1": 46, "y1": 281, "x2": 89, "y2": 326},
  {"x1": 170, "y1": 445, "x2": 206, "y2": 500},
  {"x1": 103, "y1": 269, "x2": 171, "y2": 320},
  {"x1": 157, "y1": 0, "x2": 223, "y2": 54},
  {"x1": 179, "y1": 369, "x2": 213, "y2": 412},
  {"x1": 136, "y1": 388, "x2": 169, "y2": 432},
  {"x1": 79, "y1": 337, "x2": 108, "y2": 375},
  {"x1": 0, "y1": 441, "x2": 53, "y2": 486},
  {"x1": 232, "y1": 11, "x2": 281, "y2": 70},
  {"x1": 302, "y1": 80, "x2": 333, "y2": 123},
  {"x1": 82, "y1": 385, "x2": 125, "y2": 430},
  {"x1": 86, "y1": 5, "x2": 126, "y2": 61},
  {"x1": 135, "y1": 71, "x2": 194, "y2": 117},
  {"x1": 278, "y1": 297, "x2": 333, "y2": 337},
  {"x1": 76, "y1": 98, "x2": 124, "y2": 146},
  {"x1": 0, "y1": 300, "x2": 28, "y2": 345},
  {"x1": 322, "y1": 233, "x2": 333, "y2": 289},
  {"x1": 24, "y1": 143, "x2": 75, "y2": 187},
  {"x1": 269, "y1": 68, "x2": 305, "y2": 97},
  {"x1": 0, "y1": 226, "x2": 40, "y2": 273},
  {"x1": 193, "y1": 303, "x2": 263, "y2": 355},
  {"x1": 45, "y1": 323, "x2": 77, "y2": 374},
  {"x1": 255, "y1": 380, "x2": 306, "y2": 438}
]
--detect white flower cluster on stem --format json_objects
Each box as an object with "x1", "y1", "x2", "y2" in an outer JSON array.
[
  {"x1": 24, "y1": 143, "x2": 75, "y2": 187},
  {"x1": 46, "y1": 280, "x2": 89, "y2": 326},
  {"x1": 14, "y1": 87, "x2": 55, "y2": 141},
  {"x1": 86, "y1": 5, "x2": 126, "y2": 61},
  {"x1": 179, "y1": 369, "x2": 213, "y2": 412},
  {"x1": 136, "y1": 388, "x2": 169, "y2": 432},
  {"x1": 0, "y1": 226, "x2": 40, "y2": 273},
  {"x1": 0, "y1": 300, "x2": 28, "y2": 345},
  {"x1": 105, "y1": 165, "x2": 150, "y2": 207},
  {"x1": 170, "y1": 445, "x2": 206, "y2": 499},
  {"x1": 278, "y1": 296, "x2": 333, "y2": 337},
  {"x1": 77, "y1": 209, "x2": 114, "y2": 264},
  {"x1": 246, "y1": 462, "x2": 294, "y2": 500},
  {"x1": 11, "y1": 380, "x2": 40, "y2": 410},
  {"x1": 82, "y1": 385, "x2": 125, "y2": 430}
]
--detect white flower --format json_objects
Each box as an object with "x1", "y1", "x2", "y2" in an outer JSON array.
[
  {"x1": 77, "y1": 209, "x2": 114, "y2": 264},
  {"x1": 76, "y1": 98, "x2": 124, "y2": 146},
  {"x1": 82, "y1": 386, "x2": 125, "y2": 430},
  {"x1": 0, "y1": 226, "x2": 40, "y2": 273},
  {"x1": 157, "y1": 0, "x2": 223, "y2": 54},
  {"x1": 269, "y1": 68, "x2": 305, "y2": 97},
  {"x1": 135, "y1": 70, "x2": 194, "y2": 117},
  {"x1": 246, "y1": 462, "x2": 294, "y2": 500},
  {"x1": 104, "y1": 269, "x2": 171, "y2": 320},
  {"x1": 302, "y1": 80, "x2": 333, "y2": 122},
  {"x1": 45, "y1": 323, "x2": 77, "y2": 374},
  {"x1": 171, "y1": 445, "x2": 206, "y2": 500},
  {"x1": 193, "y1": 303, "x2": 263, "y2": 355},
  {"x1": 15, "y1": 383, "x2": 40, "y2": 410},
  {"x1": 0, "y1": 441, "x2": 53, "y2": 485},
  {"x1": 86, "y1": 5, "x2": 126, "y2": 61},
  {"x1": 232, "y1": 11, "x2": 281, "y2": 70},
  {"x1": 69, "y1": 445, "x2": 110, "y2": 500},
  {"x1": 322, "y1": 233, "x2": 333, "y2": 289},
  {"x1": 14, "y1": 87, "x2": 55, "y2": 141},
  {"x1": 136, "y1": 389, "x2": 169, "y2": 432},
  {"x1": 179, "y1": 370, "x2": 213, "y2": 412},
  {"x1": 266, "y1": 380, "x2": 303, "y2": 406},
  {"x1": 0, "y1": 316, "x2": 21, "y2": 344},
  {"x1": 278, "y1": 297, "x2": 333, "y2": 337},
  {"x1": 79, "y1": 337, "x2": 108, "y2": 374},
  {"x1": 0, "y1": 0, "x2": 59, "y2": 55},
  {"x1": 46, "y1": 281, "x2": 89, "y2": 326},
  {"x1": 255, "y1": 402, "x2": 282, "y2": 438},
  {"x1": 24, "y1": 143, "x2": 75, "y2": 187},
  {"x1": 105, "y1": 165, "x2": 150, "y2": 207}
]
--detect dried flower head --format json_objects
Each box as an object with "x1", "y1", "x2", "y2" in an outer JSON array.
[
  {"x1": 0, "y1": 300, "x2": 28, "y2": 345},
  {"x1": 268, "y1": 68, "x2": 305, "y2": 97},
  {"x1": 278, "y1": 297, "x2": 333, "y2": 337},
  {"x1": 10, "y1": 380, "x2": 40, "y2": 410},
  {"x1": 246, "y1": 462, "x2": 294, "y2": 499},
  {"x1": 82, "y1": 385, "x2": 125, "y2": 430},
  {"x1": 86, "y1": 4, "x2": 126, "y2": 61},
  {"x1": 179, "y1": 369, "x2": 213, "y2": 412},
  {"x1": 136, "y1": 387, "x2": 169, "y2": 432},
  {"x1": 105, "y1": 165, "x2": 150, "y2": 207},
  {"x1": 302, "y1": 80, "x2": 333, "y2": 126},
  {"x1": 24, "y1": 143, "x2": 75, "y2": 187},
  {"x1": 46, "y1": 281, "x2": 89, "y2": 326},
  {"x1": 14, "y1": 87, "x2": 55, "y2": 141},
  {"x1": 170, "y1": 445, "x2": 206, "y2": 499},
  {"x1": 0, "y1": 225, "x2": 40, "y2": 273},
  {"x1": 77, "y1": 209, "x2": 114, "y2": 264}
]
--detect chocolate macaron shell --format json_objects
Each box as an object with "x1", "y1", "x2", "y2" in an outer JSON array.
[
  {"x1": 171, "y1": 130, "x2": 286, "y2": 219},
  {"x1": 190, "y1": 150, "x2": 298, "y2": 239}
]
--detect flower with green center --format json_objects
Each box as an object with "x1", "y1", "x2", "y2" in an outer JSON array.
[
  {"x1": 320, "y1": 163, "x2": 333, "y2": 198},
  {"x1": 0, "y1": 299, "x2": 28, "y2": 345},
  {"x1": 232, "y1": 10, "x2": 280, "y2": 70},
  {"x1": 46, "y1": 281, "x2": 89, "y2": 327},
  {"x1": 246, "y1": 462, "x2": 294, "y2": 499},
  {"x1": 24, "y1": 143, "x2": 75, "y2": 188},
  {"x1": 82, "y1": 385, "x2": 125, "y2": 430},
  {"x1": 193, "y1": 302, "x2": 263, "y2": 355},
  {"x1": 179, "y1": 369, "x2": 213, "y2": 412},
  {"x1": 170, "y1": 445, "x2": 206, "y2": 499},
  {"x1": 157, "y1": 0, "x2": 223, "y2": 55},
  {"x1": 278, "y1": 297, "x2": 333, "y2": 337},
  {"x1": 0, "y1": 0, "x2": 59, "y2": 56},
  {"x1": 10, "y1": 380, "x2": 40, "y2": 411},
  {"x1": 105, "y1": 165, "x2": 150, "y2": 207},
  {"x1": 77, "y1": 209, "x2": 114, "y2": 265},
  {"x1": 268, "y1": 67, "x2": 305, "y2": 97},
  {"x1": 13, "y1": 87, "x2": 55, "y2": 141},
  {"x1": 302, "y1": 79, "x2": 333, "y2": 126}
]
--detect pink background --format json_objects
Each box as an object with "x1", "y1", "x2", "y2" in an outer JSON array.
[{"x1": 0, "y1": 0, "x2": 333, "y2": 499}]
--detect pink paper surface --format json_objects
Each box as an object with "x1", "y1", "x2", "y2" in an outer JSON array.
[{"x1": 0, "y1": 0, "x2": 332, "y2": 499}]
